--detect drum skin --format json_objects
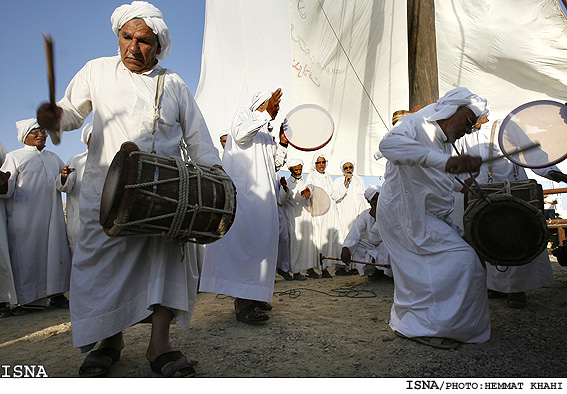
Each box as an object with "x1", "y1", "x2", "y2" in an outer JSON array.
[
  {"x1": 100, "y1": 142, "x2": 235, "y2": 244},
  {"x1": 464, "y1": 181, "x2": 548, "y2": 266}
]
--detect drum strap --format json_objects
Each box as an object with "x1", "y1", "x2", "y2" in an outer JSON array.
[
  {"x1": 487, "y1": 121, "x2": 498, "y2": 183},
  {"x1": 151, "y1": 68, "x2": 167, "y2": 154}
]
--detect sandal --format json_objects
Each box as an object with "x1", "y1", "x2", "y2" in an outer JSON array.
[
  {"x1": 306, "y1": 270, "x2": 320, "y2": 279},
  {"x1": 50, "y1": 294, "x2": 69, "y2": 309},
  {"x1": 321, "y1": 269, "x2": 332, "y2": 278},
  {"x1": 334, "y1": 268, "x2": 348, "y2": 276},
  {"x1": 507, "y1": 292, "x2": 527, "y2": 309},
  {"x1": 11, "y1": 306, "x2": 27, "y2": 316},
  {"x1": 395, "y1": 331, "x2": 459, "y2": 350},
  {"x1": 0, "y1": 303, "x2": 10, "y2": 318},
  {"x1": 254, "y1": 301, "x2": 273, "y2": 311},
  {"x1": 487, "y1": 289, "x2": 508, "y2": 299},
  {"x1": 235, "y1": 302, "x2": 269, "y2": 324},
  {"x1": 276, "y1": 268, "x2": 293, "y2": 281},
  {"x1": 149, "y1": 350, "x2": 195, "y2": 378},
  {"x1": 79, "y1": 347, "x2": 121, "y2": 377}
]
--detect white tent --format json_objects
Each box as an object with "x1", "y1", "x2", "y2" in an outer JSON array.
[{"x1": 195, "y1": 0, "x2": 567, "y2": 176}]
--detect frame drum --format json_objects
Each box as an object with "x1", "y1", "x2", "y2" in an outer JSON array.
[
  {"x1": 464, "y1": 180, "x2": 548, "y2": 266},
  {"x1": 100, "y1": 142, "x2": 235, "y2": 244}
]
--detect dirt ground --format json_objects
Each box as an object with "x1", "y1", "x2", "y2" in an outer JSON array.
[{"x1": 1, "y1": 256, "x2": 567, "y2": 385}]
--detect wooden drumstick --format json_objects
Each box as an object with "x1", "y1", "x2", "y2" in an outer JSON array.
[
  {"x1": 43, "y1": 34, "x2": 55, "y2": 108},
  {"x1": 481, "y1": 142, "x2": 541, "y2": 164},
  {"x1": 319, "y1": 254, "x2": 391, "y2": 269}
]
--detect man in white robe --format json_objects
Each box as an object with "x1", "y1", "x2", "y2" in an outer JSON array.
[
  {"x1": 200, "y1": 88, "x2": 285, "y2": 324},
  {"x1": 280, "y1": 159, "x2": 317, "y2": 279},
  {"x1": 0, "y1": 141, "x2": 17, "y2": 317},
  {"x1": 341, "y1": 185, "x2": 391, "y2": 279},
  {"x1": 56, "y1": 123, "x2": 92, "y2": 256},
  {"x1": 37, "y1": 1, "x2": 221, "y2": 377},
  {"x1": 332, "y1": 159, "x2": 369, "y2": 273},
  {"x1": 457, "y1": 119, "x2": 567, "y2": 308},
  {"x1": 0, "y1": 119, "x2": 71, "y2": 314},
  {"x1": 305, "y1": 153, "x2": 341, "y2": 277},
  {"x1": 376, "y1": 87, "x2": 491, "y2": 348}
]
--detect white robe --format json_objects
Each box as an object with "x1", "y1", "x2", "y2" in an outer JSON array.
[
  {"x1": 199, "y1": 107, "x2": 280, "y2": 302},
  {"x1": 0, "y1": 145, "x2": 71, "y2": 305},
  {"x1": 56, "y1": 56, "x2": 221, "y2": 347},
  {"x1": 0, "y1": 142, "x2": 17, "y2": 305},
  {"x1": 276, "y1": 189, "x2": 290, "y2": 273},
  {"x1": 458, "y1": 123, "x2": 555, "y2": 293},
  {"x1": 305, "y1": 171, "x2": 341, "y2": 268},
  {"x1": 332, "y1": 174, "x2": 369, "y2": 242},
  {"x1": 56, "y1": 150, "x2": 87, "y2": 255},
  {"x1": 280, "y1": 176, "x2": 316, "y2": 273},
  {"x1": 342, "y1": 208, "x2": 391, "y2": 277},
  {"x1": 376, "y1": 113, "x2": 491, "y2": 343}
]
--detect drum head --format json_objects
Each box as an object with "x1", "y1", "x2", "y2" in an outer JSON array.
[
  {"x1": 464, "y1": 195, "x2": 548, "y2": 266},
  {"x1": 99, "y1": 142, "x2": 139, "y2": 229},
  {"x1": 283, "y1": 104, "x2": 334, "y2": 151},
  {"x1": 307, "y1": 185, "x2": 330, "y2": 217},
  {"x1": 499, "y1": 100, "x2": 567, "y2": 168}
]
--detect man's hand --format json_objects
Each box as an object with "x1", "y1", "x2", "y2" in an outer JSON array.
[
  {"x1": 279, "y1": 123, "x2": 289, "y2": 146},
  {"x1": 266, "y1": 88, "x2": 282, "y2": 120},
  {"x1": 60, "y1": 165, "x2": 75, "y2": 185},
  {"x1": 548, "y1": 170, "x2": 567, "y2": 184},
  {"x1": 37, "y1": 102, "x2": 63, "y2": 131},
  {"x1": 280, "y1": 176, "x2": 289, "y2": 193},
  {"x1": 300, "y1": 187, "x2": 311, "y2": 199},
  {"x1": 445, "y1": 155, "x2": 482, "y2": 174},
  {"x1": 344, "y1": 173, "x2": 353, "y2": 186}
]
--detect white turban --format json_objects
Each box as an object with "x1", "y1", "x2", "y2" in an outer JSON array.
[
  {"x1": 340, "y1": 159, "x2": 355, "y2": 173},
  {"x1": 81, "y1": 123, "x2": 93, "y2": 145},
  {"x1": 16, "y1": 118, "x2": 41, "y2": 144},
  {"x1": 364, "y1": 185, "x2": 381, "y2": 202},
  {"x1": 250, "y1": 90, "x2": 272, "y2": 111},
  {"x1": 219, "y1": 129, "x2": 229, "y2": 138},
  {"x1": 416, "y1": 87, "x2": 490, "y2": 122},
  {"x1": 111, "y1": 1, "x2": 171, "y2": 61},
  {"x1": 311, "y1": 152, "x2": 328, "y2": 173},
  {"x1": 287, "y1": 158, "x2": 303, "y2": 170}
]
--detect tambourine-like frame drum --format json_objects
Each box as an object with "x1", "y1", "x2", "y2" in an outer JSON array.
[
  {"x1": 282, "y1": 104, "x2": 334, "y2": 151},
  {"x1": 100, "y1": 142, "x2": 236, "y2": 244},
  {"x1": 464, "y1": 180, "x2": 548, "y2": 266}
]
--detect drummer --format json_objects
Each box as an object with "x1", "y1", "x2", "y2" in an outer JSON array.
[
  {"x1": 376, "y1": 87, "x2": 491, "y2": 349},
  {"x1": 37, "y1": 1, "x2": 222, "y2": 378},
  {"x1": 458, "y1": 117, "x2": 567, "y2": 309}
]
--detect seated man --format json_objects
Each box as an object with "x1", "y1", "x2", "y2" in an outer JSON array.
[{"x1": 341, "y1": 185, "x2": 391, "y2": 281}]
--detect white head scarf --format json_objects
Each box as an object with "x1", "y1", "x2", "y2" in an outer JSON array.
[
  {"x1": 219, "y1": 129, "x2": 229, "y2": 138},
  {"x1": 250, "y1": 90, "x2": 272, "y2": 111},
  {"x1": 16, "y1": 118, "x2": 41, "y2": 144},
  {"x1": 81, "y1": 123, "x2": 93, "y2": 145},
  {"x1": 340, "y1": 159, "x2": 355, "y2": 173},
  {"x1": 416, "y1": 87, "x2": 490, "y2": 122},
  {"x1": 287, "y1": 158, "x2": 303, "y2": 170},
  {"x1": 111, "y1": 1, "x2": 171, "y2": 61},
  {"x1": 311, "y1": 152, "x2": 328, "y2": 173},
  {"x1": 364, "y1": 185, "x2": 382, "y2": 202}
]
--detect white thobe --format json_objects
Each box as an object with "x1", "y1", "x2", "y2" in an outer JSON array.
[
  {"x1": 280, "y1": 176, "x2": 316, "y2": 273},
  {"x1": 305, "y1": 171, "x2": 341, "y2": 268},
  {"x1": 56, "y1": 56, "x2": 221, "y2": 347},
  {"x1": 276, "y1": 188, "x2": 290, "y2": 272},
  {"x1": 376, "y1": 113, "x2": 491, "y2": 343},
  {"x1": 458, "y1": 123, "x2": 555, "y2": 293},
  {"x1": 0, "y1": 142, "x2": 16, "y2": 305},
  {"x1": 342, "y1": 209, "x2": 391, "y2": 277},
  {"x1": 0, "y1": 146, "x2": 71, "y2": 305},
  {"x1": 332, "y1": 175, "x2": 369, "y2": 242},
  {"x1": 56, "y1": 150, "x2": 87, "y2": 255},
  {"x1": 199, "y1": 107, "x2": 280, "y2": 302}
]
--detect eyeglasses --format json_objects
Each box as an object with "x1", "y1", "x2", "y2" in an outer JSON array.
[
  {"x1": 343, "y1": 165, "x2": 354, "y2": 170},
  {"x1": 315, "y1": 161, "x2": 327, "y2": 165},
  {"x1": 459, "y1": 107, "x2": 477, "y2": 129}
]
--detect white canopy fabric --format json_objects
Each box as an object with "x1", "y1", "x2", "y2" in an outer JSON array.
[{"x1": 195, "y1": 0, "x2": 567, "y2": 176}]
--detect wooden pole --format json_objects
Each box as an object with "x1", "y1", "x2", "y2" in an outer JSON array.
[{"x1": 407, "y1": 0, "x2": 439, "y2": 109}]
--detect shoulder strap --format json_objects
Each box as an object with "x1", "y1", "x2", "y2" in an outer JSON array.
[{"x1": 151, "y1": 68, "x2": 167, "y2": 154}]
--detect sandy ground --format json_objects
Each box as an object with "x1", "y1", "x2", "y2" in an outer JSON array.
[{"x1": 1, "y1": 256, "x2": 567, "y2": 385}]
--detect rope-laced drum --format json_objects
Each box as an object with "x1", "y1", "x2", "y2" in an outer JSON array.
[
  {"x1": 463, "y1": 179, "x2": 548, "y2": 266},
  {"x1": 100, "y1": 141, "x2": 236, "y2": 244}
]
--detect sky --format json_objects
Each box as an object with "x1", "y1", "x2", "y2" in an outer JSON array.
[{"x1": 0, "y1": 0, "x2": 206, "y2": 164}]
